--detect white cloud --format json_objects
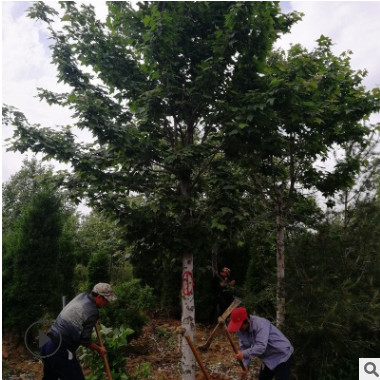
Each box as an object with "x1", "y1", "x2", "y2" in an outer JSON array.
[
  {"x1": 2, "y1": 2, "x2": 69, "y2": 182},
  {"x1": 277, "y1": 2, "x2": 380, "y2": 91}
]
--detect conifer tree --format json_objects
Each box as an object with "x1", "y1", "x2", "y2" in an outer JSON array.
[{"x1": 3, "y1": 191, "x2": 65, "y2": 332}]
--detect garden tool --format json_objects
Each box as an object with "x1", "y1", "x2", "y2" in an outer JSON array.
[
  {"x1": 223, "y1": 323, "x2": 247, "y2": 371},
  {"x1": 95, "y1": 322, "x2": 113, "y2": 380},
  {"x1": 198, "y1": 297, "x2": 241, "y2": 351},
  {"x1": 184, "y1": 333, "x2": 212, "y2": 380}
]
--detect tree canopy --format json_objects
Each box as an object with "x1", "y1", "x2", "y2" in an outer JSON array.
[{"x1": 3, "y1": 3, "x2": 303, "y2": 378}]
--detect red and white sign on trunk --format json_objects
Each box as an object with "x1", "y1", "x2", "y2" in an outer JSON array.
[{"x1": 182, "y1": 270, "x2": 194, "y2": 298}]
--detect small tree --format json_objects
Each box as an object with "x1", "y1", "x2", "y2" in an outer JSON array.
[
  {"x1": 3, "y1": 191, "x2": 66, "y2": 332},
  {"x1": 75, "y1": 212, "x2": 129, "y2": 276},
  {"x1": 225, "y1": 37, "x2": 380, "y2": 326},
  {"x1": 286, "y1": 197, "x2": 380, "y2": 379}
]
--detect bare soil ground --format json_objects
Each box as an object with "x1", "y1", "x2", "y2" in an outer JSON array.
[{"x1": 3, "y1": 318, "x2": 260, "y2": 380}]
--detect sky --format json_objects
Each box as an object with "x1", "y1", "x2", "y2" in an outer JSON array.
[{"x1": 2, "y1": 1, "x2": 380, "y2": 191}]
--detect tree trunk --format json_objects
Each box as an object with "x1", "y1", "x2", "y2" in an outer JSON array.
[
  {"x1": 276, "y1": 213, "x2": 286, "y2": 328},
  {"x1": 179, "y1": 147, "x2": 195, "y2": 380},
  {"x1": 211, "y1": 242, "x2": 218, "y2": 277},
  {"x1": 181, "y1": 251, "x2": 196, "y2": 380}
]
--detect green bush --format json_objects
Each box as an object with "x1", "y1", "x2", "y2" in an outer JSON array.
[
  {"x1": 131, "y1": 362, "x2": 154, "y2": 379},
  {"x1": 87, "y1": 250, "x2": 111, "y2": 287},
  {"x1": 78, "y1": 324, "x2": 134, "y2": 380},
  {"x1": 72, "y1": 264, "x2": 89, "y2": 293},
  {"x1": 101, "y1": 280, "x2": 156, "y2": 338}
]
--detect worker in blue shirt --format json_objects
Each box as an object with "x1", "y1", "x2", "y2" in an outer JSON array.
[{"x1": 228, "y1": 307, "x2": 294, "y2": 380}]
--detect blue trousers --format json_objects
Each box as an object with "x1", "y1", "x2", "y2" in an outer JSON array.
[{"x1": 41, "y1": 340, "x2": 85, "y2": 380}]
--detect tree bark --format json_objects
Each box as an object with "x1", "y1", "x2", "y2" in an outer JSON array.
[
  {"x1": 211, "y1": 242, "x2": 218, "y2": 277},
  {"x1": 181, "y1": 251, "x2": 196, "y2": 380},
  {"x1": 180, "y1": 124, "x2": 196, "y2": 380},
  {"x1": 276, "y1": 213, "x2": 286, "y2": 328}
]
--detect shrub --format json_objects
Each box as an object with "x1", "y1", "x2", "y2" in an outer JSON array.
[
  {"x1": 87, "y1": 250, "x2": 111, "y2": 287},
  {"x1": 101, "y1": 280, "x2": 156, "y2": 338},
  {"x1": 78, "y1": 324, "x2": 133, "y2": 380},
  {"x1": 72, "y1": 264, "x2": 89, "y2": 293}
]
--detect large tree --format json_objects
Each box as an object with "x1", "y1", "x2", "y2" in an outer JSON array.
[
  {"x1": 225, "y1": 37, "x2": 380, "y2": 326},
  {"x1": 3, "y1": 2, "x2": 300, "y2": 377}
]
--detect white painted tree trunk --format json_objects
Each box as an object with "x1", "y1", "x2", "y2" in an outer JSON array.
[{"x1": 181, "y1": 251, "x2": 196, "y2": 380}]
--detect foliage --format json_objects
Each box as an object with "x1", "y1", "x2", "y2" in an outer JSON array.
[
  {"x1": 75, "y1": 212, "x2": 136, "y2": 292},
  {"x1": 3, "y1": 2, "x2": 380, "y2": 378},
  {"x1": 2, "y1": 2, "x2": 300, "y2": 301},
  {"x1": 193, "y1": 259, "x2": 218, "y2": 324},
  {"x1": 58, "y1": 213, "x2": 77, "y2": 298},
  {"x1": 1, "y1": 361, "x2": 12, "y2": 378},
  {"x1": 75, "y1": 212, "x2": 129, "y2": 267},
  {"x1": 243, "y1": 196, "x2": 323, "y2": 317},
  {"x1": 2, "y1": 158, "x2": 77, "y2": 305},
  {"x1": 131, "y1": 362, "x2": 154, "y2": 380},
  {"x1": 87, "y1": 250, "x2": 111, "y2": 288},
  {"x1": 101, "y1": 280, "x2": 156, "y2": 339},
  {"x1": 2, "y1": 158, "x2": 58, "y2": 233},
  {"x1": 72, "y1": 263, "x2": 89, "y2": 293},
  {"x1": 327, "y1": 125, "x2": 380, "y2": 217},
  {"x1": 78, "y1": 324, "x2": 134, "y2": 380},
  {"x1": 131, "y1": 248, "x2": 182, "y2": 317},
  {"x1": 286, "y1": 198, "x2": 380, "y2": 379},
  {"x1": 3, "y1": 190, "x2": 72, "y2": 332},
  {"x1": 3, "y1": 8, "x2": 301, "y2": 377},
  {"x1": 223, "y1": 35, "x2": 380, "y2": 325},
  {"x1": 243, "y1": 221, "x2": 277, "y2": 318}
]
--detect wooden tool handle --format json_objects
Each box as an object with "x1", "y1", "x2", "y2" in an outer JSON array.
[
  {"x1": 198, "y1": 321, "x2": 220, "y2": 351},
  {"x1": 223, "y1": 324, "x2": 247, "y2": 371},
  {"x1": 198, "y1": 297, "x2": 241, "y2": 351},
  {"x1": 184, "y1": 334, "x2": 212, "y2": 380},
  {"x1": 95, "y1": 322, "x2": 113, "y2": 380}
]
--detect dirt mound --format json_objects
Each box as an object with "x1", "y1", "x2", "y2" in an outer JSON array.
[
  {"x1": 3, "y1": 318, "x2": 259, "y2": 379},
  {"x1": 3, "y1": 335, "x2": 42, "y2": 379},
  {"x1": 125, "y1": 318, "x2": 257, "y2": 379}
]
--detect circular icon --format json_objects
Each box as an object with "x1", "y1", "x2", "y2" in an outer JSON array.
[
  {"x1": 24, "y1": 320, "x2": 62, "y2": 359},
  {"x1": 364, "y1": 362, "x2": 379, "y2": 377}
]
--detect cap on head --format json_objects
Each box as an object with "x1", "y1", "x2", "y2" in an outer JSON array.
[
  {"x1": 92, "y1": 283, "x2": 117, "y2": 302},
  {"x1": 220, "y1": 267, "x2": 231, "y2": 277},
  {"x1": 227, "y1": 307, "x2": 248, "y2": 332}
]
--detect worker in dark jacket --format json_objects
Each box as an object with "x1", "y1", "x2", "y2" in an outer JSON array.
[
  {"x1": 228, "y1": 307, "x2": 294, "y2": 380},
  {"x1": 216, "y1": 267, "x2": 236, "y2": 313},
  {"x1": 41, "y1": 283, "x2": 117, "y2": 380}
]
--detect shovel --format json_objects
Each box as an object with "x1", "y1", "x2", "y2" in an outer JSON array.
[
  {"x1": 223, "y1": 323, "x2": 247, "y2": 371},
  {"x1": 95, "y1": 322, "x2": 113, "y2": 380},
  {"x1": 198, "y1": 297, "x2": 241, "y2": 351}
]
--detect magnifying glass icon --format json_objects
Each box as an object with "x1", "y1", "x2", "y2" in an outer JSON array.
[{"x1": 365, "y1": 362, "x2": 380, "y2": 377}]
